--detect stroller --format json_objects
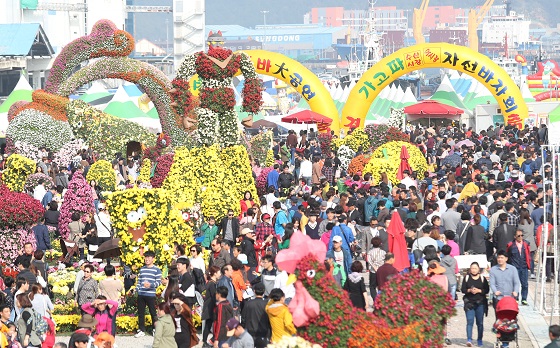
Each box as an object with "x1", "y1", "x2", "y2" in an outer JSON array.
[{"x1": 493, "y1": 296, "x2": 519, "y2": 348}]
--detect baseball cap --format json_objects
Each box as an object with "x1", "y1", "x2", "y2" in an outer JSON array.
[
  {"x1": 240, "y1": 228, "x2": 253, "y2": 235},
  {"x1": 332, "y1": 235, "x2": 343, "y2": 243},
  {"x1": 237, "y1": 254, "x2": 248, "y2": 265},
  {"x1": 226, "y1": 318, "x2": 241, "y2": 336},
  {"x1": 262, "y1": 213, "x2": 271, "y2": 221}
]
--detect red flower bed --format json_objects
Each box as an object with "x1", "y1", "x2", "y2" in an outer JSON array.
[{"x1": 0, "y1": 185, "x2": 44, "y2": 229}]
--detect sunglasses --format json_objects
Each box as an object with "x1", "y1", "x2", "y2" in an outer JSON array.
[
  {"x1": 190, "y1": 249, "x2": 197, "y2": 252},
  {"x1": 516, "y1": 235, "x2": 523, "y2": 238},
  {"x1": 84, "y1": 271, "x2": 91, "y2": 273}
]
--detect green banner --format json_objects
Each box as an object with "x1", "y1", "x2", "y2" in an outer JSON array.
[{"x1": 20, "y1": 0, "x2": 39, "y2": 10}]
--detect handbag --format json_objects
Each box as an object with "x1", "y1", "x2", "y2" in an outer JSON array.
[
  {"x1": 340, "y1": 228, "x2": 357, "y2": 253},
  {"x1": 96, "y1": 213, "x2": 114, "y2": 237}
]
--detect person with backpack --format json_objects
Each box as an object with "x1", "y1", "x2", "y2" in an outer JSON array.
[
  {"x1": 81, "y1": 296, "x2": 118, "y2": 336},
  {"x1": 16, "y1": 293, "x2": 47, "y2": 348}
]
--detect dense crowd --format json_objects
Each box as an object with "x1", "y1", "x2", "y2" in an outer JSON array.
[{"x1": 2, "y1": 121, "x2": 560, "y2": 348}]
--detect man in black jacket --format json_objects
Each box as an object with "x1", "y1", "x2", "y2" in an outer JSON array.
[
  {"x1": 241, "y1": 283, "x2": 271, "y2": 348},
  {"x1": 277, "y1": 165, "x2": 295, "y2": 197},
  {"x1": 240, "y1": 228, "x2": 258, "y2": 281},
  {"x1": 493, "y1": 213, "x2": 516, "y2": 257},
  {"x1": 219, "y1": 210, "x2": 240, "y2": 251}
]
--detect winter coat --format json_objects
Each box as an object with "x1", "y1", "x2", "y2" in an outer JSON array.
[
  {"x1": 266, "y1": 301, "x2": 296, "y2": 343},
  {"x1": 153, "y1": 314, "x2": 178, "y2": 348}
]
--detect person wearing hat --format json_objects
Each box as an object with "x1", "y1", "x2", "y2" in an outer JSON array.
[
  {"x1": 326, "y1": 234, "x2": 352, "y2": 279},
  {"x1": 69, "y1": 313, "x2": 97, "y2": 347},
  {"x1": 222, "y1": 318, "x2": 254, "y2": 348},
  {"x1": 240, "y1": 228, "x2": 258, "y2": 280},
  {"x1": 241, "y1": 282, "x2": 270, "y2": 348},
  {"x1": 93, "y1": 332, "x2": 115, "y2": 348},
  {"x1": 427, "y1": 260, "x2": 449, "y2": 292},
  {"x1": 253, "y1": 214, "x2": 276, "y2": 262}
]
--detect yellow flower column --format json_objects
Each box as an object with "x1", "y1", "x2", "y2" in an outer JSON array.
[
  {"x1": 105, "y1": 188, "x2": 195, "y2": 268},
  {"x1": 362, "y1": 141, "x2": 427, "y2": 185}
]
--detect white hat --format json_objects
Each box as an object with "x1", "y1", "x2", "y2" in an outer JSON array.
[
  {"x1": 237, "y1": 254, "x2": 248, "y2": 265},
  {"x1": 98, "y1": 203, "x2": 106, "y2": 210},
  {"x1": 240, "y1": 227, "x2": 253, "y2": 235},
  {"x1": 332, "y1": 235, "x2": 343, "y2": 243}
]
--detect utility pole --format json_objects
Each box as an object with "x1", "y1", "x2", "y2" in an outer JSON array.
[{"x1": 261, "y1": 10, "x2": 269, "y2": 49}]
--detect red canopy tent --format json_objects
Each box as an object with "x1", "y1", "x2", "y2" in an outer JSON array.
[
  {"x1": 281, "y1": 110, "x2": 332, "y2": 125},
  {"x1": 403, "y1": 100, "x2": 464, "y2": 121},
  {"x1": 386, "y1": 211, "x2": 410, "y2": 272}
]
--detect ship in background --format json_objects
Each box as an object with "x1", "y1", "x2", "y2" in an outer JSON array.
[{"x1": 333, "y1": 0, "x2": 403, "y2": 88}]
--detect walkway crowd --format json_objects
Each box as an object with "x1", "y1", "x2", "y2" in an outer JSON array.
[{"x1": 2, "y1": 122, "x2": 560, "y2": 348}]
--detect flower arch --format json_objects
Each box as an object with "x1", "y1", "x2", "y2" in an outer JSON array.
[
  {"x1": 57, "y1": 57, "x2": 188, "y2": 146},
  {"x1": 45, "y1": 20, "x2": 135, "y2": 94}
]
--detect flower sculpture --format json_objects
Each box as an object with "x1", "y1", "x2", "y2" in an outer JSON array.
[
  {"x1": 364, "y1": 124, "x2": 410, "y2": 150},
  {"x1": 161, "y1": 145, "x2": 257, "y2": 219},
  {"x1": 274, "y1": 231, "x2": 434, "y2": 347},
  {"x1": 174, "y1": 32, "x2": 263, "y2": 147},
  {"x1": 86, "y1": 160, "x2": 117, "y2": 192},
  {"x1": 105, "y1": 188, "x2": 195, "y2": 268},
  {"x1": 24, "y1": 173, "x2": 55, "y2": 193},
  {"x1": 362, "y1": 141, "x2": 427, "y2": 185},
  {"x1": 2, "y1": 154, "x2": 36, "y2": 192},
  {"x1": 58, "y1": 171, "x2": 95, "y2": 239},
  {"x1": 0, "y1": 185, "x2": 44, "y2": 230}
]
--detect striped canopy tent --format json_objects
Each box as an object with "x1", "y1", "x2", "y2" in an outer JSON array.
[
  {"x1": 0, "y1": 73, "x2": 33, "y2": 113},
  {"x1": 103, "y1": 85, "x2": 161, "y2": 132}
]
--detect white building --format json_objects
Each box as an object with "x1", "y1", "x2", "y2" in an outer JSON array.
[
  {"x1": 0, "y1": 0, "x2": 126, "y2": 53},
  {"x1": 481, "y1": 11, "x2": 531, "y2": 48}
]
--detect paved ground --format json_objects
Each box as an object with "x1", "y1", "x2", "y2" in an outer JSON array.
[
  {"x1": 56, "y1": 271, "x2": 560, "y2": 347},
  {"x1": 54, "y1": 304, "x2": 532, "y2": 348}
]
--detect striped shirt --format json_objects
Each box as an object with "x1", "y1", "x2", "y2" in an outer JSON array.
[
  {"x1": 136, "y1": 265, "x2": 162, "y2": 297},
  {"x1": 367, "y1": 247, "x2": 386, "y2": 272}
]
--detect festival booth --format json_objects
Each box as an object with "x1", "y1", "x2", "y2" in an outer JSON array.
[{"x1": 403, "y1": 100, "x2": 464, "y2": 127}]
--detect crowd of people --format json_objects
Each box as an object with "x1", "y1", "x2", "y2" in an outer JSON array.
[{"x1": 1, "y1": 121, "x2": 560, "y2": 348}]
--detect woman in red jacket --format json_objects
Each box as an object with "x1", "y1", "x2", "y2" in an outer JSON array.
[{"x1": 239, "y1": 191, "x2": 255, "y2": 219}]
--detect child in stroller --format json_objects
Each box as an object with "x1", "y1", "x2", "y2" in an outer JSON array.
[{"x1": 492, "y1": 296, "x2": 519, "y2": 348}]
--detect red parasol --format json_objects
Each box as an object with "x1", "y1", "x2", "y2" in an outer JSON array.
[
  {"x1": 281, "y1": 110, "x2": 333, "y2": 125},
  {"x1": 386, "y1": 211, "x2": 410, "y2": 272},
  {"x1": 403, "y1": 100, "x2": 464, "y2": 117},
  {"x1": 396, "y1": 145, "x2": 412, "y2": 180}
]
